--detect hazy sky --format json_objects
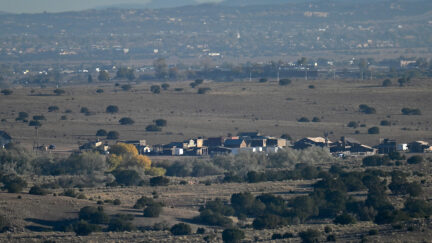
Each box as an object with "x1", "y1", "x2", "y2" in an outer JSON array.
[{"x1": 0, "y1": 0, "x2": 221, "y2": 13}]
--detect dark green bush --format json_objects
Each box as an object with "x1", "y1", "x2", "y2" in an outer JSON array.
[
  {"x1": 222, "y1": 228, "x2": 245, "y2": 243},
  {"x1": 359, "y1": 104, "x2": 376, "y2": 114},
  {"x1": 154, "y1": 119, "x2": 167, "y2": 127},
  {"x1": 29, "y1": 185, "x2": 49, "y2": 195},
  {"x1": 407, "y1": 156, "x2": 423, "y2": 165},
  {"x1": 144, "y1": 204, "x2": 163, "y2": 218},
  {"x1": 107, "y1": 217, "x2": 134, "y2": 232},
  {"x1": 106, "y1": 105, "x2": 119, "y2": 114},
  {"x1": 96, "y1": 129, "x2": 107, "y2": 136},
  {"x1": 368, "y1": 127, "x2": 380, "y2": 134},
  {"x1": 119, "y1": 117, "x2": 134, "y2": 125},
  {"x1": 382, "y1": 79, "x2": 392, "y2": 87},
  {"x1": 107, "y1": 131, "x2": 119, "y2": 140},
  {"x1": 2, "y1": 175, "x2": 27, "y2": 193},
  {"x1": 134, "y1": 196, "x2": 155, "y2": 209},
  {"x1": 299, "y1": 229, "x2": 321, "y2": 243},
  {"x1": 150, "y1": 176, "x2": 169, "y2": 186},
  {"x1": 333, "y1": 213, "x2": 356, "y2": 225},
  {"x1": 73, "y1": 220, "x2": 100, "y2": 236},
  {"x1": 146, "y1": 125, "x2": 162, "y2": 132},
  {"x1": 170, "y1": 223, "x2": 191, "y2": 235},
  {"x1": 298, "y1": 117, "x2": 310, "y2": 122},
  {"x1": 198, "y1": 87, "x2": 211, "y2": 94},
  {"x1": 347, "y1": 121, "x2": 358, "y2": 128},
  {"x1": 113, "y1": 170, "x2": 142, "y2": 186},
  {"x1": 401, "y1": 108, "x2": 421, "y2": 116},
  {"x1": 279, "y1": 79, "x2": 291, "y2": 86},
  {"x1": 380, "y1": 120, "x2": 391, "y2": 126},
  {"x1": 0, "y1": 215, "x2": 10, "y2": 233},
  {"x1": 79, "y1": 206, "x2": 110, "y2": 224}
]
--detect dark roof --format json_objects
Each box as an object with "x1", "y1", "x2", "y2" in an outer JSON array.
[
  {"x1": 163, "y1": 142, "x2": 184, "y2": 148},
  {"x1": 224, "y1": 139, "x2": 245, "y2": 147},
  {"x1": 0, "y1": 131, "x2": 11, "y2": 140}
]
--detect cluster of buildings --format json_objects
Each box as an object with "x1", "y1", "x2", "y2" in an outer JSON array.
[
  {"x1": 78, "y1": 132, "x2": 432, "y2": 158},
  {"x1": 293, "y1": 137, "x2": 432, "y2": 157}
]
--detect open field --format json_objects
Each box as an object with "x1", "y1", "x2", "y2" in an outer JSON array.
[{"x1": 0, "y1": 78, "x2": 431, "y2": 151}]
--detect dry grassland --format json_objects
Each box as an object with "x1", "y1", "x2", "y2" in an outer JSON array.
[{"x1": 0, "y1": 78, "x2": 431, "y2": 152}]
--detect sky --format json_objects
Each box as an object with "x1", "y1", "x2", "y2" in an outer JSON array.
[{"x1": 0, "y1": 0, "x2": 221, "y2": 13}]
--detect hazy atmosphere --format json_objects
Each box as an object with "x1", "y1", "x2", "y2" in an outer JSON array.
[
  {"x1": 0, "y1": 0, "x2": 221, "y2": 13},
  {"x1": 1, "y1": 0, "x2": 432, "y2": 242}
]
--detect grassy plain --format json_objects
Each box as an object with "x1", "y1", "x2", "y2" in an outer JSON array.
[{"x1": 0, "y1": 78, "x2": 431, "y2": 151}]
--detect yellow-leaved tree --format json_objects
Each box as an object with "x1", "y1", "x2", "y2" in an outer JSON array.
[{"x1": 109, "y1": 143, "x2": 138, "y2": 156}]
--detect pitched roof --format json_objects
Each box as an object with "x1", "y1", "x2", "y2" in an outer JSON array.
[
  {"x1": 224, "y1": 139, "x2": 245, "y2": 147},
  {"x1": 306, "y1": 137, "x2": 331, "y2": 144}
]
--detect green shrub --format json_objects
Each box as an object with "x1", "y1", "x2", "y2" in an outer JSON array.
[
  {"x1": 150, "y1": 176, "x2": 169, "y2": 186},
  {"x1": 73, "y1": 220, "x2": 100, "y2": 236},
  {"x1": 144, "y1": 203, "x2": 163, "y2": 218},
  {"x1": 121, "y1": 84, "x2": 132, "y2": 91},
  {"x1": 154, "y1": 119, "x2": 167, "y2": 127},
  {"x1": 113, "y1": 199, "x2": 121, "y2": 205},
  {"x1": 150, "y1": 85, "x2": 161, "y2": 94},
  {"x1": 279, "y1": 79, "x2": 291, "y2": 86},
  {"x1": 107, "y1": 131, "x2": 119, "y2": 140},
  {"x1": 96, "y1": 129, "x2": 107, "y2": 136},
  {"x1": 29, "y1": 185, "x2": 49, "y2": 195},
  {"x1": 79, "y1": 206, "x2": 110, "y2": 224},
  {"x1": 195, "y1": 209, "x2": 232, "y2": 227},
  {"x1": 0, "y1": 215, "x2": 10, "y2": 233},
  {"x1": 359, "y1": 104, "x2": 376, "y2": 114},
  {"x1": 368, "y1": 229, "x2": 378, "y2": 235},
  {"x1": 347, "y1": 121, "x2": 358, "y2": 128},
  {"x1": 119, "y1": 117, "x2": 134, "y2": 125},
  {"x1": 107, "y1": 217, "x2": 134, "y2": 232},
  {"x1": 198, "y1": 87, "x2": 211, "y2": 94},
  {"x1": 368, "y1": 127, "x2": 380, "y2": 134},
  {"x1": 298, "y1": 117, "x2": 310, "y2": 122},
  {"x1": 327, "y1": 234, "x2": 336, "y2": 242},
  {"x1": 259, "y1": 78, "x2": 268, "y2": 83},
  {"x1": 382, "y1": 79, "x2": 392, "y2": 87},
  {"x1": 170, "y1": 223, "x2": 191, "y2": 235},
  {"x1": 53, "y1": 89, "x2": 65, "y2": 96},
  {"x1": 2, "y1": 175, "x2": 27, "y2": 193},
  {"x1": 333, "y1": 213, "x2": 356, "y2": 225},
  {"x1": 146, "y1": 125, "x2": 162, "y2": 132},
  {"x1": 407, "y1": 156, "x2": 423, "y2": 165},
  {"x1": 134, "y1": 196, "x2": 155, "y2": 209},
  {"x1": 222, "y1": 228, "x2": 245, "y2": 243},
  {"x1": 1, "y1": 89, "x2": 13, "y2": 95},
  {"x1": 401, "y1": 108, "x2": 421, "y2": 115},
  {"x1": 48, "y1": 106, "x2": 59, "y2": 112},
  {"x1": 312, "y1": 117, "x2": 321, "y2": 122},
  {"x1": 299, "y1": 229, "x2": 321, "y2": 243},
  {"x1": 380, "y1": 120, "x2": 391, "y2": 126},
  {"x1": 106, "y1": 105, "x2": 119, "y2": 114},
  {"x1": 196, "y1": 227, "x2": 206, "y2": 234},
  {"x1": 113, "y1": 170, "x2": 142, "y2": 186}
]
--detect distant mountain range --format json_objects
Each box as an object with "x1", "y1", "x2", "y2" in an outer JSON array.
[{"x1": 100, "y1": 0, "x2": 397, "y2": 10}]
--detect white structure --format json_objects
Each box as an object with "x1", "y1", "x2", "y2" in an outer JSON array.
[
  {"x1": 397, "y1": 144, "x2": 408, "y2": 151},
  {"x1": 174, "y1": 148, "x2": 184, "y2": 156}
]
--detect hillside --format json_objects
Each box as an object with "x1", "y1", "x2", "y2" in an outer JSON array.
[{"x1": 0, "y1": 0, "x2": 431, "y2": 62}]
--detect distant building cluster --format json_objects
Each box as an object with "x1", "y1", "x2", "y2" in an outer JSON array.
[{"x1": 76, "y1": 131, "x2": 432, "y2": 158}]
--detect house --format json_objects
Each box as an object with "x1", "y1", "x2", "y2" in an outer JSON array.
[
  {"x1": 293, "y1": 137, "x2": 331, "y2": 150},
  {"x1": 251, "y1": 138, "x2": 267, "y2": 148},
  {"x1": 0, "y1": 131, "x2": 11, "y2": 147},
  {"x1": 204, "y1": 137, "x2": 226, "y2": 147},
  {"x1": 266, "y1": 138, "x2": 288, "y2": 148},
  {"x1": 408, "y1": 141, "x2": 432, "y2": 153},
  {"x1": 79, "y1": 140, "x2": 103, "y2": 151},
  {"x1": 194, "y1": 138, "x2": 204, "y2": 148},
  {"x1": 141, "y1": 145, "x2": 152, "y2": 154},
  {"x1": 330, "y1": 137, "x2": 376, "y2": 156},
  {"x1": 376, "y1": 139, "x2": 397, "y2": 154},
  {"x1": 224, "y1": 139, "x2": 247, "y2": 148},
  {"x1": 397, "y1": 144, "x2": 408, "y2": 152}
]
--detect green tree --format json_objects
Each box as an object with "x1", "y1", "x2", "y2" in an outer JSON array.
[
  {"x1": 106, "y1": 105, "x2": 119, "y2": 114},
  {"x1": 170, "y1": 223, "x2": 191, "y2": 235},
  {"x1": 161, "y1": 83, "x2": 170, "y2": 90},
  {"x1": 222, "y1": 228, "x2": 245, "y2": 243},
  {"x1": 154, "y1": 58, "x2": 168, "y2": 80},
  {"x1": 150, "y1": 85, "x2": 161, "y2": 94},
  {"x1": 119, "y1": 117, "x2": 134, "y2": 125},
  {"x1": 98, "y1": 70, "x2": 110, "y2": 81}
]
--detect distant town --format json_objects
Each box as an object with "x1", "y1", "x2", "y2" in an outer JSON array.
[{"x1": 69, "y1": 131, "x2": 432, "y2": 158}]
